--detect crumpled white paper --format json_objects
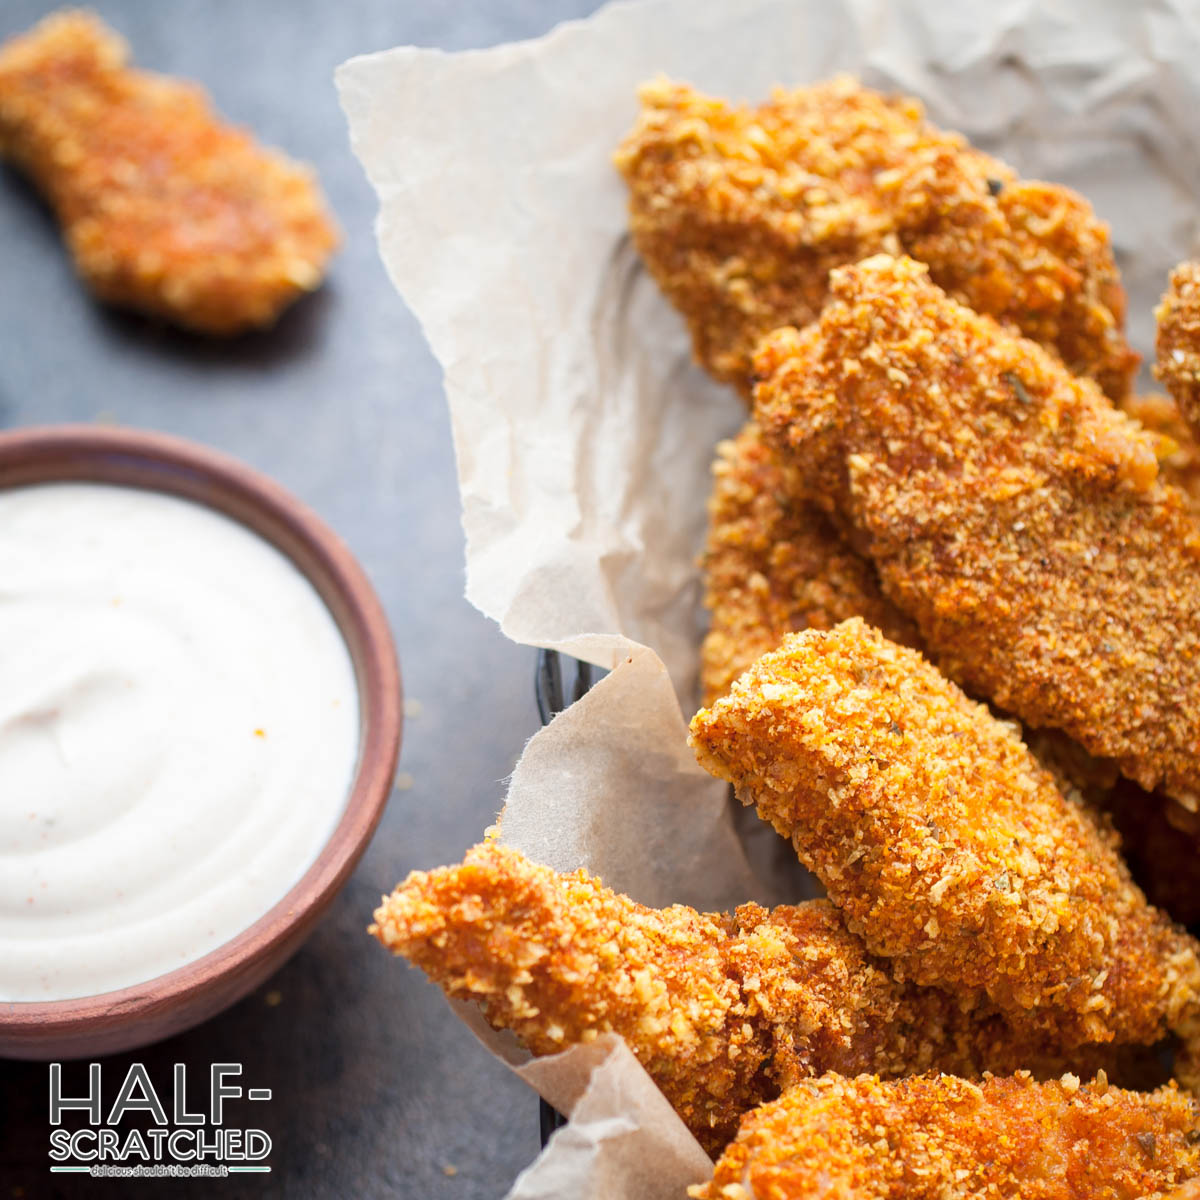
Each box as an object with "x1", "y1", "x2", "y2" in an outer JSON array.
[{"x1": 338, "y1": 0, "x2": 1200, "y2": 1193}]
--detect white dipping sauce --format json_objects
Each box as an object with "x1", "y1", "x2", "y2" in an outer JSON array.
[{"x1": 0, "y1": 482, "x2": 360, "y2": 1002}]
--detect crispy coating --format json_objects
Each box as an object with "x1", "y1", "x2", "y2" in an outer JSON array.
[
  {"x1": 1121, "y1": 394, "x2": 1200, "y2": 512},
  {"x1": 693, "y1": 1073, "x2": 1200, "y2": 1200},
  {"x1": 0, "y1": 11, "x2": 338, "y2": 334},
  {"x1": 614, "y1": 77, "x2": 1136, "y2": 400},
  {"x1": 753, "y1": 254, "x2": 1200, "y2": 810},
  {"x1": 701, "y1": 421, "x2": 921, "y2": 705},
  {"x1": 371, "y1": 842, "x2": 1128, "y2": 1155},
  {"x1": 700, "y1": 427, "x2": 1200, "y2": 925},
  {"x1": 689, "y1": 621, "x2": 1200, "y2": 1063},
  {"x1": 699, "y1": 424, "x2": 1125, "y2": 811},
  {"x1": 698, "y1": 421, "x2": 1200, "y2": 934},
  {"x1": 1156, "y1": 263, "x2": 1200, "y2": 439}
]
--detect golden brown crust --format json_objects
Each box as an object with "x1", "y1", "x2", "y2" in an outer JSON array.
[
  {"x1": 615, "y1": 77, "x2": 1136, "y2": 400},
  {"x1": 700, "y1": 424, "x2": 1126, "y2": 813},
  {"x1": 693, "y1": 1073, "x2": 1200, "y2": 1200},
  {"x1": 689, "y1": 621, "x2": 1200, "y2": 1060},
  {"x1": 753, "y1": 254, "x2": 1200, "y2": 810},
  {"x1": 0, "y1": 11, "x2": 338, "y2": 334},
  {"x1": 1156, "y1": 263, "x2": 1200, "y2": 439},
  {"x1": 701, "y1": 422, "x2": 922, "y2": 705},
  {"x1": 371, "y1": 842, "x2": 1128, "y2": 1155}
]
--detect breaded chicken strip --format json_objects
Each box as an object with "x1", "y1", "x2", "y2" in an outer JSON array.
[
  {"x1": 693, "y1": 1072, "x2": 1200, "y2": 1200},
  {"x1": 690, "y1": 622, "x2": 1200, "y2": 1068},
  {"x1": 615, "y1": 77, "x2": 1136, "y2": 400},
  {"x1": 701, "y1": 421, "x2": 921, "y2": 705},
  {"x1": 0, "y1": 11, "x2": 338, "y2": 333},
  {"x1": 372, "y1": 842, "x2": 1126, "y2": 1155},
  {"x1": 754, "y1": 254, "x2": 1200, "y2": 810},
  {"x1": 700, "y1": 424, "x2": 1125, "y2": 810},
  {"x1": 1156, "y1": 263, "x2": 1200, "y2": 438}
]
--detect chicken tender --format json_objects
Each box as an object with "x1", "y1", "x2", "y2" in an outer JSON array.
[
  {"x1": 0, "y1": 11, "x2": 338, "y2": 334},
  {"x1": 701, "y1": 421, "x2": 921, "y2": 705},
  {"x1": 694, "y1": 1072, "x2": 1200, "y2": 1200},
  {"x1": 1156, "y1": 263, "x2": 1200, "y2": 438},
  {"x1": 372, "y1": 841, "x2": 1126, "y2": 1155},
  {"x1": 753, "y1": 253, "x2": 1200, "y2": 810},
  {"x1": 615, "y1": 77, "x2": 1136, "y2": 400},
  {"x1": 690, "y1": 622, "x2": 1200, "y2": 1066}
]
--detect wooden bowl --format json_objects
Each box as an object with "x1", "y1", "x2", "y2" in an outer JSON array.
[{"x1": 0, "y1": 425, "x2": 402, "y2": 1059}]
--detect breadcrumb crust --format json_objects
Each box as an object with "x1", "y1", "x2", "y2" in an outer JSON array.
[
  {"x1": 1156, "y1": 263, "x2": 1200, "y2": 441},
  {"x1": 690, "y1": 622, "x2": 1200, "y2": 1065},
  {"x1": 615, "y1": 77, "x2": 1136, "y2": 399},
  {"x1": 701, "y1": 421, "x2": 921, "y2": 706}
]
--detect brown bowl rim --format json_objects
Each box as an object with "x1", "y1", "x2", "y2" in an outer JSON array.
[{"x1": 0, "y1": 423, "x2": 401, "y2": 1046}]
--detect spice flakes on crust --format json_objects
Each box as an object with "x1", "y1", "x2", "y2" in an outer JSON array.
[
  {"x1": 0, "y1": 11, "x2": 338, "y2": 334},
  {"x1": 615, "y1": 76, "x2": 1136, "y2": 399}
]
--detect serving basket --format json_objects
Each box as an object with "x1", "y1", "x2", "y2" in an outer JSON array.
[{"x1": 533, "y1": 647, "x2": 594, "y2": 1146}]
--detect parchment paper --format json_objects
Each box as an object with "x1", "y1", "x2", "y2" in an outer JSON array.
[{"x1": 338, "y1": 0, "x2": 1200, "y2": 1193}]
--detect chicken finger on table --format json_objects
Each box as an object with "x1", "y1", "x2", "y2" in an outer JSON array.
[
  {"x1": 753, "y1": 253, "x2": 1200, "y2": 811},
  {"x1": 372, "y1": 842, "x2": 1127, "y2": 1156},
  {"x1": 693, "y1": 1072, "x2": 1200, "y2": 1200},
  {"x1": 690, "y1": 621, "x2": 1200, "y2": 1072},
  {"x1": 0, "y1": 11, "x2": 338, "y2": 334},
  {"x1": 701, "y1": 422, "x2": 1125, "y2": 809},
  {"x1": 614, "y1": 77, "x2": 1136, "y2": 400}
]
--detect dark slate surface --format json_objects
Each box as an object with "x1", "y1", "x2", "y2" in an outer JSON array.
[{"x1": 0, "y1": 2, "x2": 603, "y2": 1196}]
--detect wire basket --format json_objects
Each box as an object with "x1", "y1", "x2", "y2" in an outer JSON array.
[{"x1": 533, "y1": 647, "x2": 595, "y2": 1146}]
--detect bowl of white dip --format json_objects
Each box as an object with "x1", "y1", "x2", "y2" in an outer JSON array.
[{"x1": 0, "y1": 424, "x2": 401, "y2": 1058}]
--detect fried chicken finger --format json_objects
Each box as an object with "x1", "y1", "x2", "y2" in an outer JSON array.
[
  {"x1": 694, "y1": 1073, "x2": 1200, "y2": 1200},
  {"x1": 754, "y1": 253, "x2": 1200, "y2": 811},
  {"x1": 615, "y1": 77, "x2": 1136, "y2": 399},
  {"x1": 372, "y1": 842, "x2": 1125, "y2": 1155},
  {"x1": 690, "y1": 621, "x2": 1200, "y2": 1064}
]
